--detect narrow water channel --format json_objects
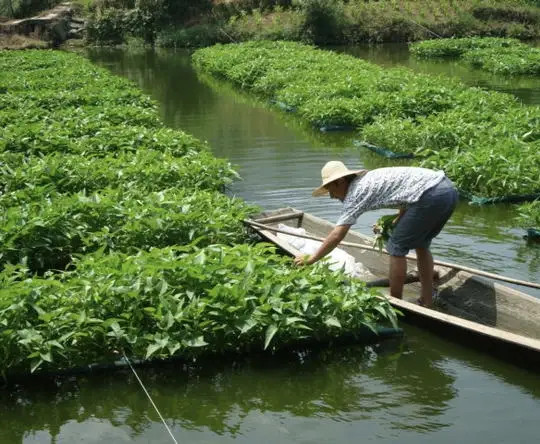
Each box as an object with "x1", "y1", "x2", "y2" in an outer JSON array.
[
  {"x1": 85, "y1": 46, "x2": 540, "y2": 290},
  {"x1": 1, "y1": 45, "x2": 538, "y2": 443}
]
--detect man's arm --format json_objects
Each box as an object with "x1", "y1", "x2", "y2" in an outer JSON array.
[{"x1": 294, "y1": 224, "x2": 351, "y2": 266}]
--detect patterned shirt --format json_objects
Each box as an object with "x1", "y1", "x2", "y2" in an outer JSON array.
[{"x1": 336, "y1": 167, "x2": 445, "y2": 226}]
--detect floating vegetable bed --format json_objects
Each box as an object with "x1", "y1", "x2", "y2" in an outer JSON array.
[
  {"x1": 0, "y1": 244, "x2": 398, "y2": 377},
  {"x1": 410, "y1": 37, "x2": 540, "y2": 76},
  {"x1": 0, "y1": 49, "x2": 400, "y2": 378},
  {"x1": 193, "y1": 41, "x2": 540, "y2": 199},
  {"x1": 0, "y1": 49, "x2": 251, "y2": 274},
  {"x1": 0, "y1": 188, "x2": 253, "y2": 273},
  {"x1": 409, "y1": 37, "x2": 520, "y2": 58}
]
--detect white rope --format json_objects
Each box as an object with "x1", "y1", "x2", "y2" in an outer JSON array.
[
  {"x1": 403, "y1": 16, "x2": 443, "y2": 39},
  {"x1": 121, "y1": 350, "x2": 179, "y2": 444}
]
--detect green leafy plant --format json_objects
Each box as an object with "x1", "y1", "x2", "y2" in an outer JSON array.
[
  {"x1": 409, "y1": 37, "x2": 522, "y2": 58},
  {"x1": 516, "y1": 200, "x2": 540, "y2": 228},
  {"x1": 373, "y1": 214, "x2": 399, "y2": 252},
  {"x1": 0, "y1": 44, "x2": 401, "y2": 381},
  {"x1": 0, "y1": 243, "x2": 398, "y2": 377}
]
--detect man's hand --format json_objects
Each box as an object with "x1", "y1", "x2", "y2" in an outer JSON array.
[
  {"x1": 293, "y1": 225, "x2": 351, "y2": 268},
  {"x1": 394, "y1": 208, "x2": 406, "y2": 224},
  {"x1": 293, "y1": 255, "x2": 311, "y2": 266}
]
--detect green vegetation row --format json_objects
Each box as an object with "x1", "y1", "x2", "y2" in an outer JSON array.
[
  {"x1": 0, "y1": 243, "x2": 397, "y2": 377},
  {"x1": 410, "y1": 37, "x2": 540, "y2": 75},
  {"x1": 0, "y1": 150, "x2": 236, "y2": 199},
  {"x1": 0, "y1": 187, "x2": 252, "y2": 273},
  {"x1": 192, "y1": 40, "x2": 540, "y2": 200},
  {"x1": 0, "y1": 49, "x2": 246, "y2": 275},
  {"x1": 84, "y1": 0, "x2": 540, "y2": 47},
  {"x1": 0, "y1": 49, "x2": 399, "y2": 376}
]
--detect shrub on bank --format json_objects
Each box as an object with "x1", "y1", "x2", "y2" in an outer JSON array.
[{"x1": 83, "y1": 0, "x2": 540, "y2": 46}]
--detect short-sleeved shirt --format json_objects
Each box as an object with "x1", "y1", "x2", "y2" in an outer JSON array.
[{"x1": 336, "y1": 167, "x2": 445, "y2": 226}]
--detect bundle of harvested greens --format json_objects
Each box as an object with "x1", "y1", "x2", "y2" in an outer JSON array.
[{"x1": 373, "y1": 214, "x2": 400, "y2": 252}]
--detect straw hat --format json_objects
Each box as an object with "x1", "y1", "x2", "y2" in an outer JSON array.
[{"x1": 312, "y1": 161, "x2": 367, "y2": 197}]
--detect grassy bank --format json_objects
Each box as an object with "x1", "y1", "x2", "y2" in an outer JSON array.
[
  {"x1": 82, "y1": 0, "x2": 540, "y2": 47},
  {"x1": 0, "y1": 49, "x2": 398, "y2": 378}
]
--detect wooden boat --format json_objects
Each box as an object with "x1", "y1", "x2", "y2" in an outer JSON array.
[{"x1": 247, "y1": 208, "x2": 540, "y2": 369}]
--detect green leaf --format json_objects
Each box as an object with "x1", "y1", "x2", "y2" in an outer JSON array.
[
  {"x1": 264, "y1": 324, "x2": 278, "y2": 350},
  {"x1": 285, "y1": 316, "x2": 304, "y2": 326},
  {"x1": 167, "y1": 342, "x2": 181, "y2": 355},
  {"x1": 30, "y1": 359, "x2": 44, "y2": 373},
  {"x1": 145, "y1": 343, "x2": 162, "y2": 359},
  {"x1": 239, "y1": 318, "x2": 257, "y2": 334},
  {"x1": 77, "y1": 311, "x2": 87, "y2": 324},
  {"x1": 361, "y1": 321, "x2": 378, "y2": 334},
  {"x1": 193, "y1": 251, "x2": 206, "y2": 265},
  {"x1": 244, "y1": 259, "x2": 254, "y2": 274},
  {"x1": 40, "y1": 352, "x2": 52, "y2": 363},
  {"x1": 186, "y1": 336, "x2": 208, "y2": 347},
  {"x1": 324, "y1": 317, "x2": 342, "y2": 328}
]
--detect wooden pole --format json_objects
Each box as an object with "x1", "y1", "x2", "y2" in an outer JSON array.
[{"x1": 244, "y1": 219, "x2": 540, "y2": 290}]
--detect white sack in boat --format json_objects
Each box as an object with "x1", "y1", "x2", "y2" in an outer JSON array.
[{"x1": 276, "y1": 224, "x2": 374, "y2": 280}]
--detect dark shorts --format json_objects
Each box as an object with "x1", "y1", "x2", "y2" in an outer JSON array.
[{"x1": 386, "y1": 177, "x2": 458, "y2": 257}]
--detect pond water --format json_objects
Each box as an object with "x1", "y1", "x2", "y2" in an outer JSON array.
[
  {"x1": 1, "y1": 328, "x2": 539, "y2": 443},
  {"x1": 1, "y1": 44, "x2": 538, "y2": 443}
]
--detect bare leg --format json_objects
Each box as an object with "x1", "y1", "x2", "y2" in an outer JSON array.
[
  {"x1": 416, "y1": 247, "x2": 434, "y2": 306},
  {"x1": 389, "y1": 255, "x2": 407, "y2": 299}
]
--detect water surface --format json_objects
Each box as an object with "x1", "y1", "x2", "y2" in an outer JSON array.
[{"x1": 1, "y1": 327, "x2": 539, "y2": 443}]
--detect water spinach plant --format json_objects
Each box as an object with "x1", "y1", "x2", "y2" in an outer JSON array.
[
  {"x1": 0, "y1": 49, "x2": 400, "y2": 377},
  {"x1": 0, "y1": 244, "x2": 398, "y2": 377},
  {"x1": 0, "y1": 188, "x2": 254, "y2": 273},
  {"x1": 0, "y1": 49, "x2": 251, "y2": 275},
  {"x1": 516, "y1": 201, "x2": 540, "y2": 229},
  {"x1": 410, "y1": 37, "x2": 540, "y2": 75},
  {"x1": 373, "y1": 214, "x2": 399, "y2": 252},
  {"x1": 193, "y1": 41, "x2": 540, "y2": 199}
]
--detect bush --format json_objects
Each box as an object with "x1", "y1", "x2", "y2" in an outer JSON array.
[
  {"x1": 1, "y1": 0, "x2": 59, "y2": 19},
  {"x1": 86, "y1": 7, "x2": 130, "y2": 44},
  {"x1": 224, "y1": 8, "x2": 303, "y2": 43},
  {"x1": 472, "y1": 6, "x2": 540, "y2": 25},
  {"x1": 157, "y1": 24, "x2": 223, "y2": 48},
  {"x1": 299, "y1": 0, "x2": 346, "y2": 44},
  {"x1": 86, "y1": 0, "x2": 166, "y2": 45}
]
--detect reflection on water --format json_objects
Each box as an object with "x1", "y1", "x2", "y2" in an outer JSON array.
[{"x1": 1, "y1": 328, "x2": 539, "y2": 444}]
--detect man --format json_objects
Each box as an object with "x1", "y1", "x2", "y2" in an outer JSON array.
[{"x1": 293, "y1": 161, "x2": 458, "y2": 307}]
